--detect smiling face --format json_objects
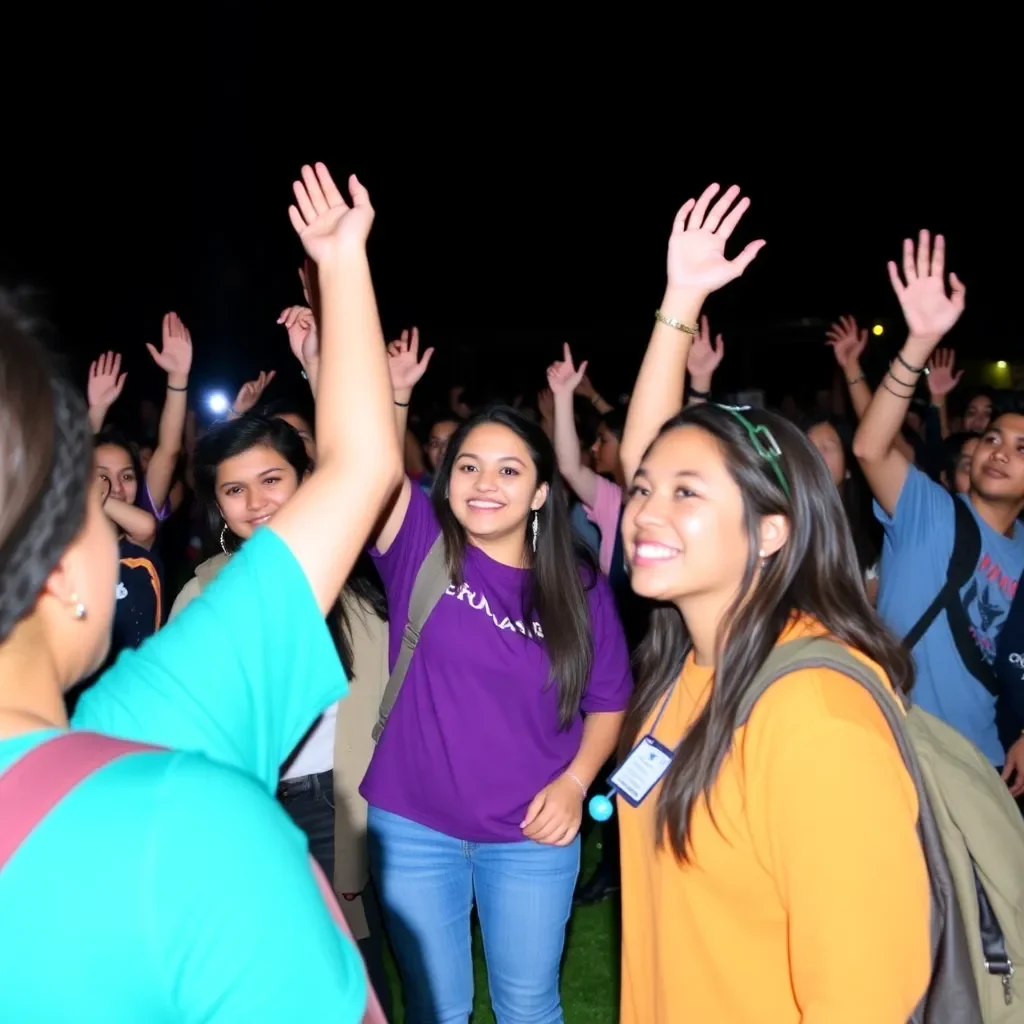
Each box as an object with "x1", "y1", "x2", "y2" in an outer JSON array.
[
  {"x1": 963, "y1": 393, "x2": 994, "y2": 435},
  {"x1": 94, "y1": 443, "x2": 138, "y2": 506},
  {"x1": 446, "y1": 422, "x2": 548, "y2": 547},
  {"x1": 215, "y1": 444, "x2": 301, "y2": 541},
  {"x1": 622, "y1": 425, "x2": 752, "y2": 606},
  {"x1": 969, "y1": 414, "x2": 1024, "y2": 505}
]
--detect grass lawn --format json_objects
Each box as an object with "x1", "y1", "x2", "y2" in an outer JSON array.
[{"x1": 384, "y1": 829, "x2": 620, "y2": 1022}]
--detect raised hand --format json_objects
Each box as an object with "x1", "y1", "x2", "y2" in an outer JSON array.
[
  {"x1": 825, "y1": 315, "x2": 868, "y2": 370},
  {"x1": 278, "y1": 305, "x2": 319, "y2": 369},
  {"x1": 887, "y1": 230, "x2": 966, "y2": 345},
  {"x1": 927, "y1": 348, "x2": 963, "y2": 398},
  {"x1": 233, "y1": 370, "x2": 276, "y2": 416},
  {"x1": 88, "y1": 351, "x2": 127, "y2": 410},
  {"x1": 546, "y1": 343, "x2": 589, "y2": 396},
  {"x1": 387, "y1": 328, "x2": 434, "y2": 392},
  {"x1": 147, "y1": 312, "x2": 193, "y2": 380},
  {"x1": 687, "y1": 316, "x2": 725, "y2": 379},
  {"x1": 288, "y1": 164, "x2": 373, "y2": 264},
  {"x1": 667, "y1": 184, "x2": 765, "y2": 294}
]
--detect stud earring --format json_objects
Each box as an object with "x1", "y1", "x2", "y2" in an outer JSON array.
[
  {"x1": 531, "y1": 511, "x2": 539, "y2": 553},
  {"x1": 71, "y1": 594, "x2": 86, "y2": 620},
  {"x1": 758, "y1": 549, "x2": 766, "y2": 558},
  {"x1": 220, "y1": 523, "x2": 230, "y2": 556}
]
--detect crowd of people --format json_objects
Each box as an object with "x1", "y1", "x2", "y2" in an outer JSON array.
[{"x1": 1, "y1": 168, "x2": 1023, "y2": 1023}]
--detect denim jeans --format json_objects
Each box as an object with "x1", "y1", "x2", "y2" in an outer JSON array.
[
  {"x1": 281, "y1": 774, "x2": 392, "y2": 1019},
  {"x1": 367, "y1": 806, "x2": 580, "y2": 1024}
]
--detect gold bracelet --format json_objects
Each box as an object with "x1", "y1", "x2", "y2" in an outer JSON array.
[{"x1": 654, "y1": 309, "x2": 698, "y2": 335}]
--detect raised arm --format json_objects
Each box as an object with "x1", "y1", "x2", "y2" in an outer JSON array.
[
  {"x1": 852, "y1": 231, "x2": 965, "y2": 516},
  {"x1": 86, "y1": 352, "x2": 126, "y2": 434},
  {"x1": 280, "y1": 304, "x2": 320, "y2": 396},
  {"x1": 266, "y1": 164, "x2": 403, "y2": 612},
  {"x1": 685, "y1": 315, "x2": 725, "y2": 405},
  {"x1": 620, "y1": 184, "x2": 765, "y2": 483},
  {"x1": 547, "y1": 343, "x2": 601, "y2": 506},
  {"x1": 105, "y1": 497, "x2": 157, "y2": 549},
  {"x1": 924, "y1": 348, "x2": 962, "y2": 441},
  {"x1": 144, "y1": 312, "x2": 193, "y2": 509},
  {"x1": 371, "y1": 327, "x2": 434, "y2": 554}
]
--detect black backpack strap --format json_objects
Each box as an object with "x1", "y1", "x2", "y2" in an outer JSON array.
[
  {"x1": 904, "y1": 497, "x2": 981, "y2": 651},
  {"x1": 736, "y1": 636, "x2": 981, "y2": 1021},
  {"x1": 372, "y1": 535, "x2": 449, "y2": 743}
]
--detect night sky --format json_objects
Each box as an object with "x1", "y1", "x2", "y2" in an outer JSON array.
[{"x1": 3, "y1": 30, "x2": 1016, "y2": 422}]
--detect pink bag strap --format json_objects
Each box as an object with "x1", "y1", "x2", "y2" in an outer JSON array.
[{"x1": 0, "y1": 731, "x2": 162, "y2": 872}]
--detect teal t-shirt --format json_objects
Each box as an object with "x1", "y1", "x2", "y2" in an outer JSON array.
[{"x1": 0, "y1": 528, "x2": 367, "y2": 1022}]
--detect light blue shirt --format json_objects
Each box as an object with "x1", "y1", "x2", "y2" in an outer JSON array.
[
  {"x1": 0, "y1": 528, "x2": 367, "y2": 1022},
  {"x1": 876, "y1": 466, "x2": 1024, "y2": 764}
]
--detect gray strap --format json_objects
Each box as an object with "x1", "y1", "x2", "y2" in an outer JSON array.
[
  {"x1": 737, "y1": 636, "x2": 979, "y2": 1020},
  {"x1": 372, "y1": 535, "x2": 449, "y2": 743}
]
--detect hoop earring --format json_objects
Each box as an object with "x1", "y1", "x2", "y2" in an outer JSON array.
[
  {"x1": 220, "y1": 523, "x2": 230, "y2": 556},
  {"x1": 71, "y1": 594, "x2": 86, "y2": 620},
  {"x1": 531, "y1": 511, "x2": 539, "y2": 553}
]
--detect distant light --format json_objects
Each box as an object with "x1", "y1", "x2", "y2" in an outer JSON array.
[
  {"x1": 207, "y1": 391, "x2": 230, "y2": 415},
  {"x1": 872, "y1": 324, "x2": 884, "y2": 336},
  {"x1": 996, "y1": 360, "x2": 1008, "y2": 370}
]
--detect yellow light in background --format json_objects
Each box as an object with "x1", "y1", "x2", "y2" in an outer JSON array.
[
  {"x1": 872, "y1": 324, "x2": 884, "y2": 336},
  {"x1": 996, "y1": 360, "x2": 1008, "y2": 369}
]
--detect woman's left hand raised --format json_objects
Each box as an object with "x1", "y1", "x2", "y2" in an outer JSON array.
[{"x1": 521, "y1": 774, "x2": 585, "y2": 846}]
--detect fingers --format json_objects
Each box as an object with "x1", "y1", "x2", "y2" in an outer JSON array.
[
  {"x1": 348, "y1": 173, "x2": 372, "y2": 209},
  {"x1": 887, "y1": 260, "x2": 905, "y2": 298},
  {"x1": 409, "y1": 327, "x2": 420, "y2": 358},
  {"x1": 673, "y1": 198, "x2": 696, "y2": 233},
  {"x1": 930, "y1": 233, "x2": 945, "y2": 279},
  {"x1": 714, "y1": 334, "x2": 724, "y2": 355},
  {"x1": 715, "y1": 193, "x2": 751, "y2": 240},
  {"x1": 145, "y1": 342, "x2": 159, "y2": 364},
  {"x1": 562, "y1": 341, "x2": 573, "y2": 366},
  {"x1": 915, "y1": 229, "x2": 931, "y2": 280},
  {"x1": 114, "y1": 373, "x2": 127, "y2": 397},
  {"x1": 292, "y1": 179, "x2": 317, "y2": 225},
  {"x1": 288, "y1": 205, "x2": 306, "y2": 236},
  {"x1": 300, "y1": 164, "x2": 329, "y2": 215},
  {"x1": 314, "y1": 162, "x2": 346, "y2": 208},
  {"x1": 420, "y1": 347, "x2": 435, "y2": 371},
  {"x1": 690, "y1": 184, "x2": 720, "y2": 230},
  {"x1": 949, "y1": 272, "x2": 966, "y2": 309},
  {"x1": 700, "y1": 314, "x2": 710, "y2": 341},
  {"x1": 520, "y1": 791, "x2": 545, "y2": 829},
  {"x1": 901, "y1": 238, "x2": 915, "y2": 283},
  {"x1": 952, "y1": 369, "x2": 964, "y2": 387},
  {"x1": 729, "y1": 238, "x2": 766, "y2": 275},
  {"x1": 703, "y1": 185, "x2": 741, "y2": 233}
]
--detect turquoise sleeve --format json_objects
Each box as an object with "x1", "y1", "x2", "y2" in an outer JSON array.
[
  {"x1": 149, "y1": 755, "x2": 367, "y2": 1022},
  {"x1": 73, "y1": 528, "x2": 347, "y2": 792}
]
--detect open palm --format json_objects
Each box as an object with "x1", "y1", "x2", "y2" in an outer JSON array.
[
  {"x1": 87, "y1": 351, "x2": 126, "y2": 410},
  {"x1": 147, "y1": 311, "x2": 193, "y2": 378},
  {"x1": 234, "y1": 370, "x2": 276, "y2": 415},
  {"x1": 825, "y1": 315, "x2": 867, "y2": 370},
  {"x1": 667, "y1": 184, "x2": 765, "y2": 293},
  {"x1": 927, "y1": 349, "x2": 963, "y2": 398},
  {"x1": 687, "y1": 316, "x2": 725, "y2": 378},
  {"x1": 888, "y1": 230, "x2": 966, "y2": 342},
  {"x1": 387, "y1": 328, "x2": 434, "y2": 391},
  {"x1": 288, "y1": 164, "x2": 374, "y2": 263}
]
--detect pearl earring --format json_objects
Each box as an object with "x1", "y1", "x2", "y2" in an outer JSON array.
[
  {"x1": 758, "y1": 550, "x2": 766, "y2": 558},
  {"x1": 71, "y1": 595, "x2": 86, "y2": 620}
]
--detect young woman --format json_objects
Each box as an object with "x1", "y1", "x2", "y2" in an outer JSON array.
[
  {"x1": 171, "y1": 412, "x2": 392, "y2": 1011},
  {"x1": 366, "y1": 345, "x2": 633, "y2": 1022},
  {"x1": 0, "y1": 163, "x2": 401, "y2": 1021},
  {"x1": 615, "y1": 184, "x2": 930, "y2": 1023}
]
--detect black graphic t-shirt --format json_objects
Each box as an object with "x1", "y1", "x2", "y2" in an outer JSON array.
[{"x1": 113, "y1": 537, "x2": 163, "y2": 651}]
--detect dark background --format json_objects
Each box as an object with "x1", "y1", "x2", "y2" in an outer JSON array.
[{"x1": 2, "y1": 26, "x2": 1017, "y2": 422}]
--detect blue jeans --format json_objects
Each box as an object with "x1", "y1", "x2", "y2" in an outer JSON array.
[{"x1": 367, "y1": 807, "x2": 580, "y2": 1024}]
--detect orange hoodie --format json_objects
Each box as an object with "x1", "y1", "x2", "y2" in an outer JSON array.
[{"x1": 618, "y1": 617, "x2": 930, "y2": 1023}]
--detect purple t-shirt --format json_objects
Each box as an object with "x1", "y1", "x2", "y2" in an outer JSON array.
[{"x1": 362, "y1": 484, "x2": 633, "y2": 842}]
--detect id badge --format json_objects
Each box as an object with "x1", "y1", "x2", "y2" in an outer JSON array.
[{"x1": 608, "y1": 735, "x2": 674, "y2": 807}]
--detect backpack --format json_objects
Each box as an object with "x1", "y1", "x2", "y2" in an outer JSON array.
[
  {"x1": 904, "y1": 497, "x2": 1022, "y2": 743},
  {"x1": 738, "y1": 637, "x2": 1024, "y2": 1024},
  {"x1": 0, "y1": 731, "x2": 389, "y2": 1023}
]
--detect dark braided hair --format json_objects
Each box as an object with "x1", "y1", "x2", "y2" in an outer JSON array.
[{"x1": 0, "y1": 291, "x2": 92, "y2": 642}]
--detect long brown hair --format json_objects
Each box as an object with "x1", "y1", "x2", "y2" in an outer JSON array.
[{"x1": 619, "y1": 404, "x2": 913, "y2": 860}]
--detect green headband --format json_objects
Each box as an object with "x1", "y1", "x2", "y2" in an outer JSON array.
[{"x1": 714, "y1": 404, "x2": 791, "y2": 499}]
